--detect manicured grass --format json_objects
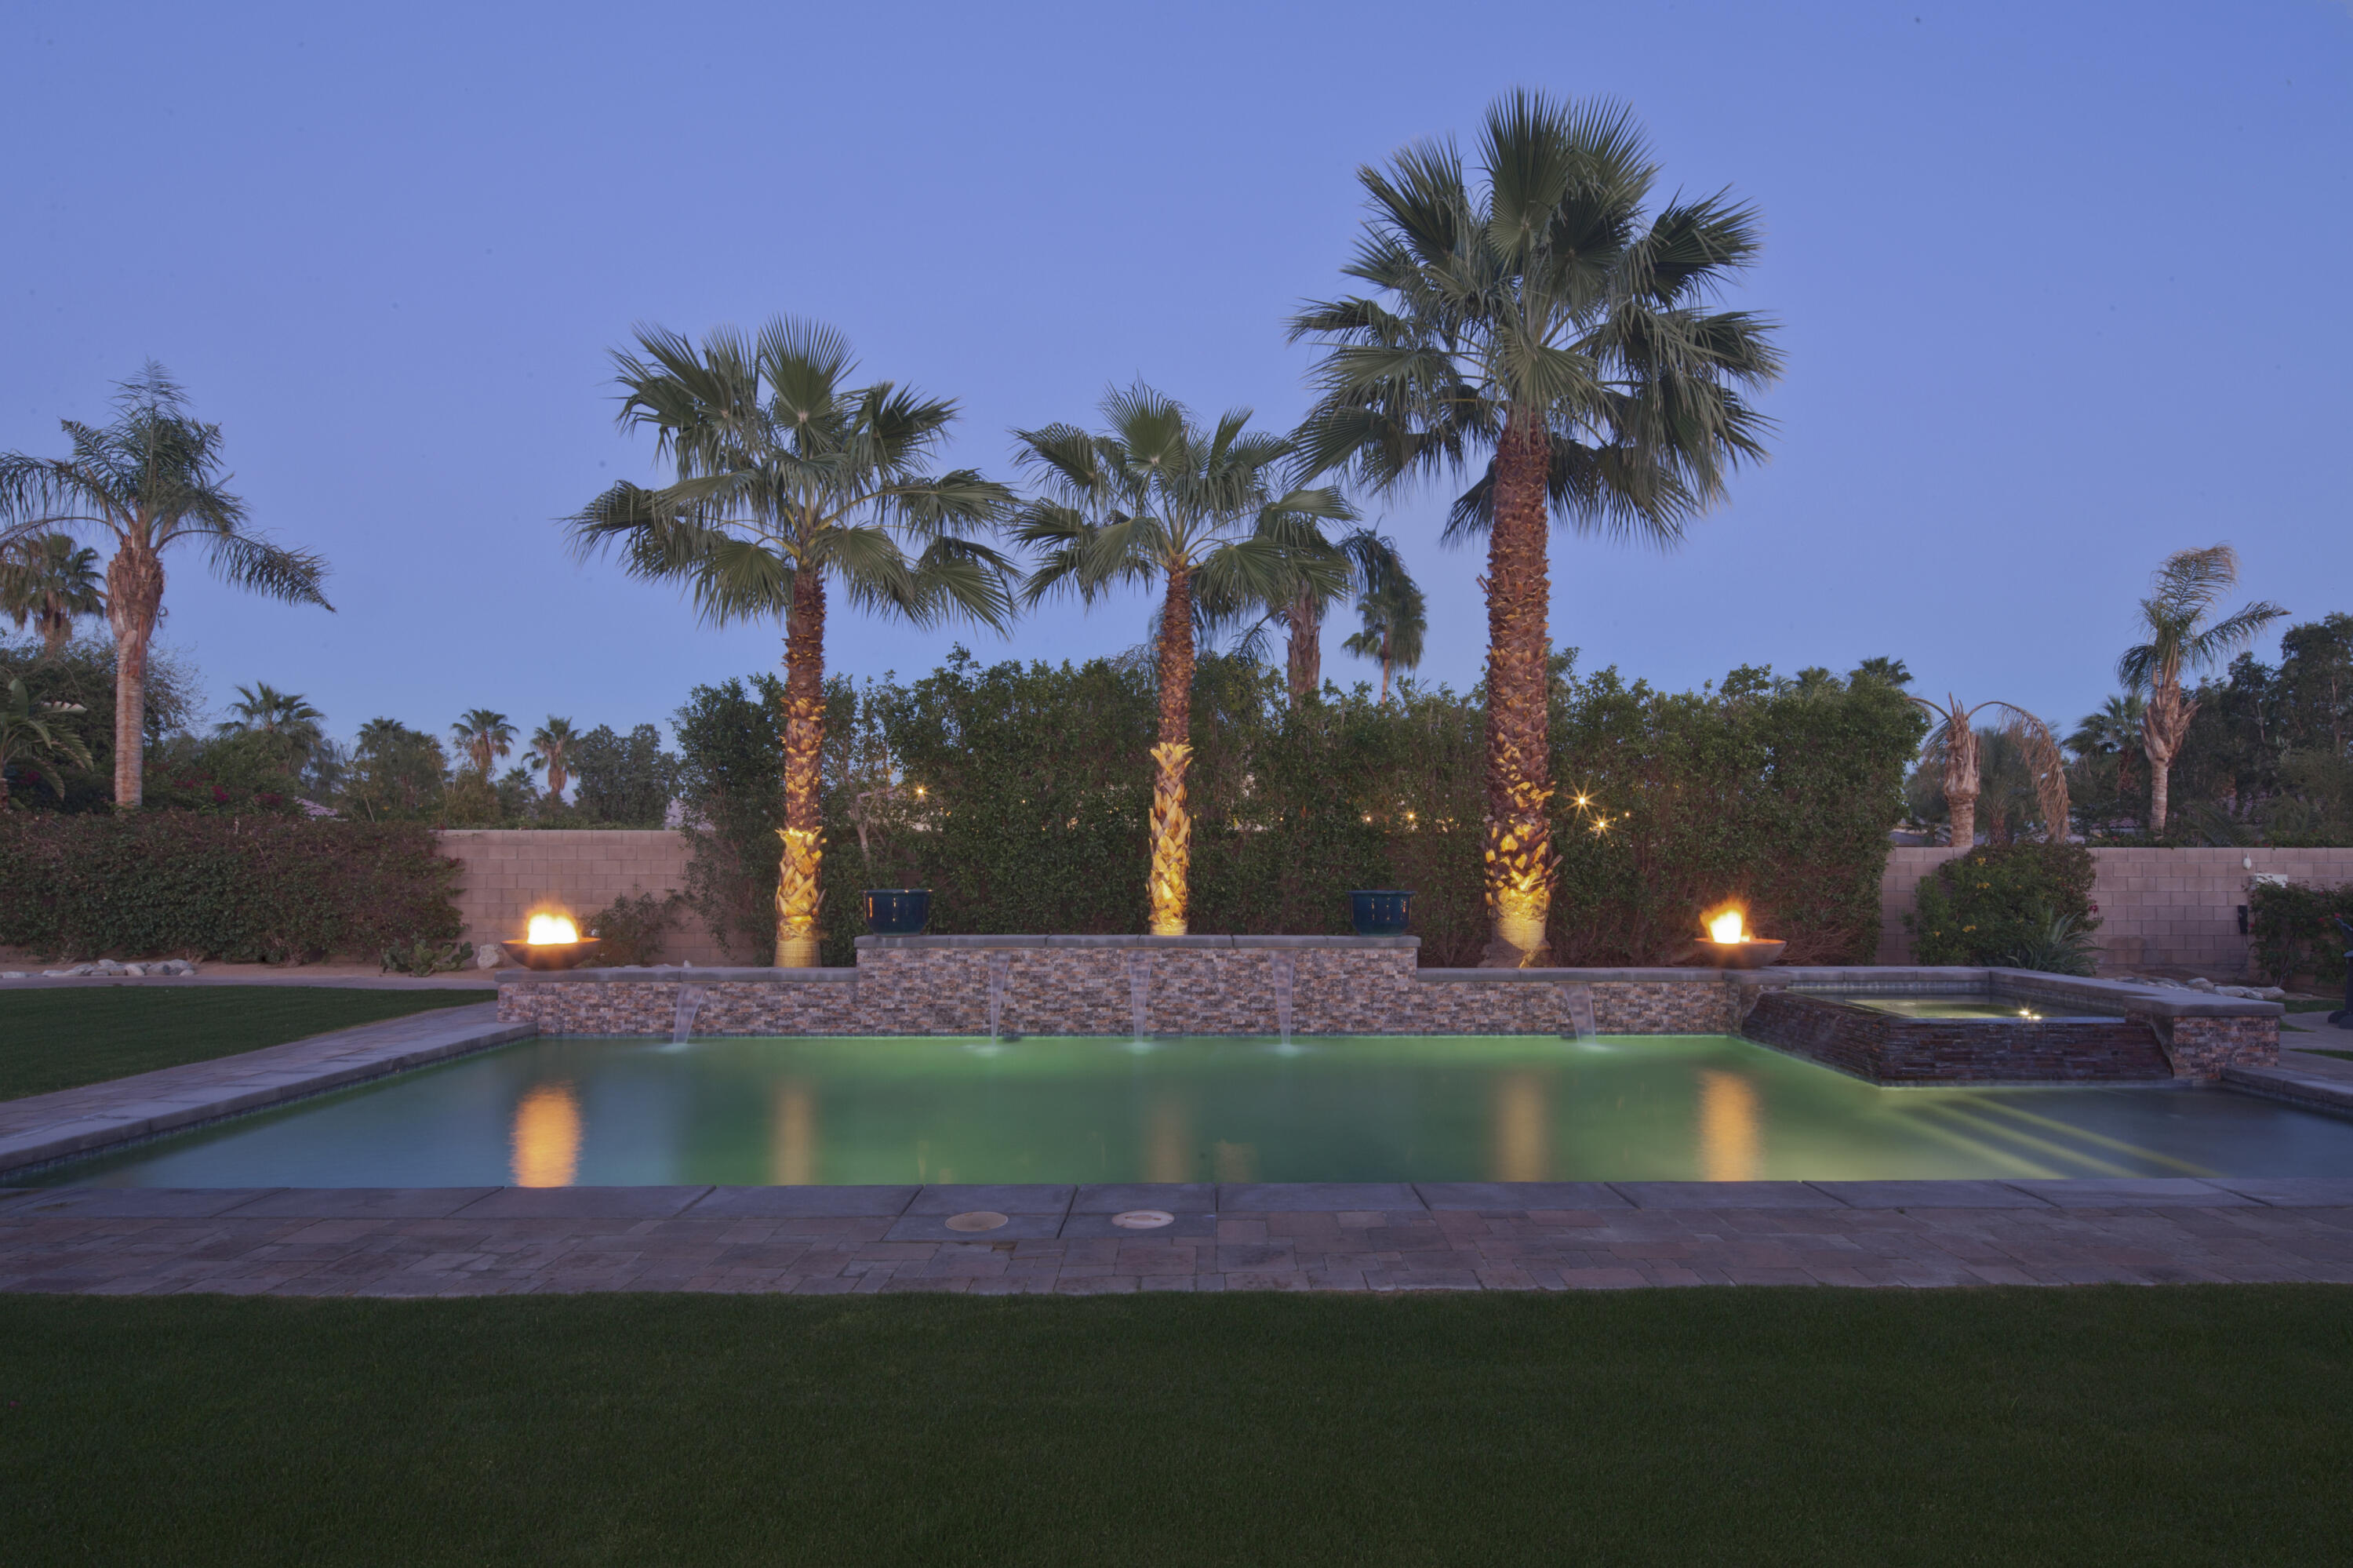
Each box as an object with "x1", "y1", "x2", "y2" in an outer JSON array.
[
  {"x1": 2284, "y1": 998, "x2": 2344, "y2": 1013},
  {"x1": 0, "y1": 986, "x2": 488, "y2": 1101},
  {"x1": 3, "y1": 1288, "x2": 2349, "y2": 1565},
  {"x1": 2296, "y1": 1048, "x2": 2353, "y2": 1062}
]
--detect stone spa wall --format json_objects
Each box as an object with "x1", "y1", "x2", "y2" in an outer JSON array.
[{"x1": 493, "y1": 938, "x2": 2279, "y2": 1082}]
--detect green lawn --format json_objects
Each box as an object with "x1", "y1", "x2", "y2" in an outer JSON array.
[
  {"x1": 2285, "y1": 998, "x2": 2345, "y2": 1013},
  {"x1": 3, "y1": 1288, "x2": 2349, "y2": 1566},
  {"x1": 0, "y1": 985, "x2": 488, "y2": 1101}
]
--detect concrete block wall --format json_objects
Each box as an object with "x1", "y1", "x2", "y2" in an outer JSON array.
[
  {"x1": 1876, "y1": 846, "x2": 2353, "y2": 975},
  {"x1": 435, "y1": 829, "x2": 733, "y2": 965}
]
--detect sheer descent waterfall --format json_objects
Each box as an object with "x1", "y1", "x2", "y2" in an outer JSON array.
[
  {"x1": 986, "y1": 953, "x2": 1013, "y2": 1042},
  {"x1": 1125, "y1": 951, "x2": 1152, "y2": 1042},
  {"x1": 1560, "y1": 982, "x2": 1597, "y2": 1041},
  {"x1": 1271, "y1": 952, "x2": 1296, "y2": 1046}
]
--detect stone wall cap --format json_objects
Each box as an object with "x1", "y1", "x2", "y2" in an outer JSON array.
[
  {"x1": 496, "y1": 966, "x2": 856, "y2": 984},
  {"x1": 1416, "y1": 966, "x2": 1733, "y2": 984},
  {"x1": 852, "y1": 933, "x2": 1419, "y2": 951}
]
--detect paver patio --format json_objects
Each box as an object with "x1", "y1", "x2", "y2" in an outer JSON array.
[{"x1": 4, "y1": 1178, "x2": 2351, "y2": 1296}]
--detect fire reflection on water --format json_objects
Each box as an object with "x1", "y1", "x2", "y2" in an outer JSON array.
[
  {"x1": 1490, "y1": 1071, "x2": 1548, "y2": 1182},
  {"x1": 771, "y1": 1082, "x2": 817, "y2": 1185},
  {"x1": 510, "y1": 1081, "x2": 581, "y2": 1188},
  {"x1": 1697, "y1": 1069, "x2": 1759, "y2": 1182}
]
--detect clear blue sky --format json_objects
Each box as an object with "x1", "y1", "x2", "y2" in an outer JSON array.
[{"x1": 5, "y1": 1, "x2": 2347, "y2": 748}]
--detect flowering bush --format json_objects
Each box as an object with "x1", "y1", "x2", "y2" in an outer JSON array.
[{"x1": 1909, "y1": 843, "x2": 2100, "y2": 967}]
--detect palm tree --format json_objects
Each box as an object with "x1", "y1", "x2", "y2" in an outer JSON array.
[
  {"x1": 527, "y1": 717, "x2": 580, "y2": 799},
  {"x1": 1909, "y1": 696, "x2": 2071, "y2": 847},
  {"x1": 2118, "y1": 544, "x2": 2286, "y2": 835},
  {"x1": 1, "y1": 532, "x2": 105, "y2": 655},
  {"x1": 0, "y1": 366, "x2": 332, "y2": 806},
  {"x1": 1342, "y1": 566, "x2": 1427, "y2": 704},
  {"x1": 218, "y1": 681, "x2": 325, "y2": 773},
  {"x1": 1013, "y1": 384, "x2": 1351, "y2": 936},
  {"x1": 2068, "y1": 693, "x2": 2147, "y2": 824},
  {"x1": 567, "y1": 317, "x2": 1014, "y2": 966},
  {"x1": 1289, "y1": 91, "x2": 1780, "y2": 964},
  {"x1": 0, "y1": 676, "x2": 93, "y2": 808},
  {"x1": 451, "y1": 709, "x2": 516, "y2": 777}
]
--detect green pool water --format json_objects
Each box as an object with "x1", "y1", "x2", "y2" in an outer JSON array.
[{"x1": 35, "y1": 1033, "x2": 2353, "y2": 1187}]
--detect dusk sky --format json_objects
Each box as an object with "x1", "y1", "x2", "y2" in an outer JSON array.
[{"x1": 5, "y1": 1, "x2": 2347, "y2": 750}]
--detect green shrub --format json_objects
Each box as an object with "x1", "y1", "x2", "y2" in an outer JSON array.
[
  {"x1": 0, "y1": 813, "x2": 461, "y2": 962},
  {"x1": 586, "y1": 890, "x2": 684, "y2": 966},
  {"x1": 675, "y1": 650, "x2": 1922, "y2": 967},
  {"x1": 1999, "y1": 906, "x2": 2102, "y2": 976},
  {"x1": 2248, "y1": 881, "x2": 2353, "y2": 988},
  {"x1": 1910, "y1": 843, "x2": 2100, "y2": 966},
  {"x1": 380, "y1": 938, "x2": 475, "y2": 976}
]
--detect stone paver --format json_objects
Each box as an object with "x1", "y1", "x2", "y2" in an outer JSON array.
[
  {"x1": 0, "y1": 1004, "x2": 533, "y2": 1178},
  {"x1": 4, "y1": 1180, "x2": 2352, "y2": 1296}
]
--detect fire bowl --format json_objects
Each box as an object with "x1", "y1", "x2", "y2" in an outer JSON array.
[
  {"x1": 1704, "y1": 938, "x2": 1786, "y2": 970},
  {"x1": 500, "y1": 938, "x2": 602, "y2": 971}
]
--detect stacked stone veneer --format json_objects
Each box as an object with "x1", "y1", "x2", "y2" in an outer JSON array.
[{"x1": 495, "y1": 937, "x2": 1741, "y2": 1039}]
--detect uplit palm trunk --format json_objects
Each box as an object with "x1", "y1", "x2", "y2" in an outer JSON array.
[
  {"x1": 104, "y1": 543, "x2": 163, "y2": 809},
  {"x1": 1942, "y1": 722, "x2": 1980, "y2": 849},
  {"x1": 2141, "y1": 675, "x2": 2192, "y2": 838},
  {"x1": 1479, "y1": 413, "x2": 1556, "y2": 967},
  {"x1": 776, "y1": 567, "x2": 827, "y2": 967},
  {"x1": 1148, "y1": 562, "x2": 1195, "y2": 937},
  {"x1": 1285, "y1": 585, "x2": 1321, "y2": 706}
]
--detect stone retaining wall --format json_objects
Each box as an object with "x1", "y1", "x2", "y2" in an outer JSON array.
[{"x1": 1740, "y1": 991, "x2": 2174, "y2": 1084}]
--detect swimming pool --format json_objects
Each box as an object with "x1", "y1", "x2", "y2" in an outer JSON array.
[{"x1": 31, "y1": 1032, "x2": 2353, "y2": 1187}]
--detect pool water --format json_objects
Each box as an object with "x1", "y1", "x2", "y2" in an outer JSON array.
[
  {"x1": 35, "y1": 1033, "x2": 2353, "y2": 1187},
  {"x1": 1798, "y1": 992, "x2": 2126, "y2": 1022}
]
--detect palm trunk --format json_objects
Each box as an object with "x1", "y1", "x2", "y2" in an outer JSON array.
[
  {"x1": 1941, "y1": 711, "x2": 1980, "y2": 849},
  {"x1": 775, "y1": 568, "x2": 827, "y2": 967},
  {"x1": 1380, "y1": 635, "x2": 1392, "y2": 707},
  {"x1": 2142, "y1": 680, "x2": 2192, "y2": 838},
  {"x1": 1479, "y1": 412, "x2": 1556, "y2": 967},
  {"x1": 1148, "y1": 562, "x2": 1195, "y2": 937},
  {"x1": 1285, "y1": 585, "x2": 1321, "y2": 706},
  {"x1": 105, "y1": 543, "x2": 163, "y2": 809}
]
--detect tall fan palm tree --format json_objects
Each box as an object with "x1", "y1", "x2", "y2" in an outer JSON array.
[
  {"x1": 1290, "y1": 91, "x2": 1780, "y2": 964},
  {"x1": 218, "y1": 681, "x2": 325, "y2": 773},
  {"x1": 0, "y1": 366, "x2": 332, "y2": 805},
  {"x1": 527, "y1": 717, "x2": 580, "y2": 799},
  {"x1": 568, "y1": 317, "x2": 1014, "y2": 966},
  {"x1": 1, "y1": 532, "x2": 105, "y2": 656},
  {"x1": 2118, "y1": 544, "x2": 2286, "y2": 835},
  {"x1": 1909, "y1": 696, "x2": 2071, "y2": 847},
  {"x1": 452, "y1": 709, "x2": 515, "y2": 777},
  {"x1": 1013, "y1": 384, "x2": 1350, "y2": 935},
  {"x1": 1342, "y1": 565, "x2": 1427, "y2": 704}
]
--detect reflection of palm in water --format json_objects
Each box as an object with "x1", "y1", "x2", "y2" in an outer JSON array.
[
  {"x1": 771, "y1": 1082, "x2": 816, "y2": 1185},
  {"x1": 1697, "y1": 1070, "x2": 1759, "y2": 1183},
  {"x1": 1490, "y1": 1071, "x2": 1548, "y2": 1183},
  {"x1": 511, "y1": 1081, "x2": 581, "y2": 1188},
  {"x1": 1144, "y1": 1095, "x2": 1191, "y2": 1184}
]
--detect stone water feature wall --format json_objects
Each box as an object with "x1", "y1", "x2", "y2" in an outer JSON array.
[{"x1": 495, "y1": 935, "x2": 1744, "y2": 1039}]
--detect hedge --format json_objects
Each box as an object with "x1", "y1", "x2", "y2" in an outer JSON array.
[
  {"x1": 1908, "y1": 842, "x2": 2100, "y2": 966},
  {"x1": 0, "y1": 813, "x2": 462, "y2": 963},
  {"x1": 676, "y1": 650, "x2": 1925, "y2": 967},
  {"x1": 2249, "y1": 881, "x2": 2353, "y2": 988}
]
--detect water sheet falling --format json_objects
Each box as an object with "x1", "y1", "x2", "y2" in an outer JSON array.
[
  {"x1": 1125, "y1": 951, "x2": 1152, "y2": 1042},
  {"x1": 1271, "y1": 951, "x2": 1297, "y2": 1047},
  {"x1": 668, "y1": 982, "x2": 707, "y2": 1050},
  {"x1": 986, "y1": 952, "x2": 1013, "y2": 1043},
  {"x1": 1560, "y1": 982, "x2": 1597, "y2": 1042}
]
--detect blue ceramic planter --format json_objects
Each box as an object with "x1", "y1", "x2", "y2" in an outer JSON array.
[
  {"x1": 863, "y1": 889, "x2": 933, "y2": 935},
  {"x1": 1349, "y1": 890, "x2": 1413, "y2": 937}
]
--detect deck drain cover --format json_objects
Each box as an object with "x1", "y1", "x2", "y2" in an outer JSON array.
[
  {"x1": 945, "y1": 1210, "x2": 1009, "y2": 1232},
  {"x1": 1112, "y1": 1210, "x2": 1175, "y2": 1230}
]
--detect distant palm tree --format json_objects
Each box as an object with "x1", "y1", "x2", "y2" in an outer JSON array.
[
  {"x1": 1013, "y1": 384, "x2": 1350, "y2": 936},
  {"x1": 2118, "y1": 544, "x2": 2286, "y2": 835},
  {"x1": 0, "y1": 532, "x2": 105, "y2": 655},
  {"x1": 526, "y1": 717, "x2": 580, "y2": 799},
  {"x1": 1341, "y1": 566, "x2": 1427, "y2": 704},
  {"x1": 452, "y1": 709, "x2": 516, "y2": 777},
  {"x1": 218, "y1": 681, "x2": 325, "y2": 773},
  {"x1": 0, "y1": 676, "x2": 93, "y2": 808},
  {"x1": 2068, "y1": 693, "x2": 2148, "y2": 821},
  {"x1": 1289, "y1": 91, "x2": 1780, "y2": 963},
  {"x1": 567, "y1": 317, "x2": 1014, "y2": 966},
  {"x1": 0, "y1": 366, "x2": 333, "y2": 806},
  {"x1": 1910, "y1": 696, "x2": 2071, "y2": 847}
]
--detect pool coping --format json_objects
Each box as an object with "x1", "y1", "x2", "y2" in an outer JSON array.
[{"x1": 0, "y1": 1004, "x2": 536, "y2": 1179}]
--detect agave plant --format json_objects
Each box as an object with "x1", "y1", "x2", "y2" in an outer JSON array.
[{"x1": 2000, "y1": 906, "x2": 2102, "y2": 977}]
